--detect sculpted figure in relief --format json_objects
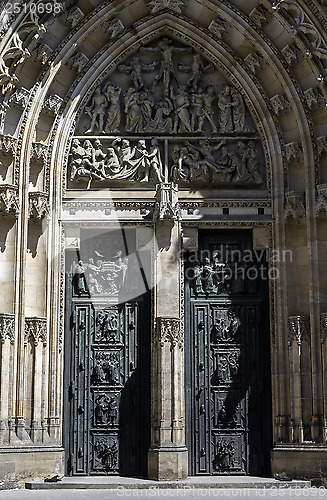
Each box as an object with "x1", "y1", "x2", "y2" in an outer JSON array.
[
  {"x1": 217, "y1": 85, "x2": 252, "y2": 133},
  {"x1": 170, "y1": 85, "x2": 192, "y2": 133},
  {"x1": 118, "y1": 56, "x2": 157, "y2": 91},
  {"x1": 179, "y1": 53, "x2": 213, "y2": 90},
  {"x1": 104, "y1": 83, "x2": 121, "y2": 133},
  {"x1": 85, "y1": 86, "x2": 107, "y2": 134}
]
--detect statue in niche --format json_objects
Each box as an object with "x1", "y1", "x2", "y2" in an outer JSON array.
[
  {"x1": 104, "y1": 83, "x2": 121, "y2": 133},
  {"x1": 170, "y1": 85, "x2": 192, "y2": 133},
  {"x1": 85, "y1": 86, "x2": 107, "y2": 134},
  {"x1": 178, "y1": 53, "x2": 213, "y2": 90},
  {"x1": 201, "y1": 257, "x2": 215, "y2": 293},
  {"x1": 141, "y1": 38, "x2": 190, "y2": 95},
  {"x1": 74, "y1": 260, "x2": 87, "y2": 295},
  {"x1": 149, "y1": 97, "x2": 173, "y2": 133},
  {"x1": 118, "y1": 56, "x2": 157, "y2": 91}
]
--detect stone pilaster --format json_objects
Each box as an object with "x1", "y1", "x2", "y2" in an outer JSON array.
[{"x1": 148, "y1": 183, "x2": 188, "y2": 480}]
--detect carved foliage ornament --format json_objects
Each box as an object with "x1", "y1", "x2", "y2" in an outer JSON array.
[
  {"x1": 285, "y1": 192, "x2": 306, "y2": 222},
  {"x1": 146, "y1": 0, "x2": 187, "y2": 13},
  {"x1": 320, "y1": 313, "x2": 327, "y2": 344},
  {"x1": 316, "y1": 184, "x2": 327, "y2": 216},
  {"x1": 0, "y1": 313, "x2": 15, "y2": 344},
  {"x1": 25, "y1": 317, "x2": 47, "y2": 347},
  {"x1": 28, "y1": 192, "x2": 50, "y2": 220},
  {"x1": 0, "y1": 185, "x2": 19, "y2": 217},
  {"x1": 156, "y1": 317, "x2": 183, "y2": 349}
]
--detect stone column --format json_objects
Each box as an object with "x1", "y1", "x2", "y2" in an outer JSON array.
[{"x1": 148, "y1": 183, "x2": 188, "y2": 480}]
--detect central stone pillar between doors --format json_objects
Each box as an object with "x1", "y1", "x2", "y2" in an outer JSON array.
[{"x1": 148, "y1": 183, "x2": 188, "y2": 480}]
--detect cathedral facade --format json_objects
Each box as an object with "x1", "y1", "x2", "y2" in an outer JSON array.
[{"x1": 0, "y1": 0, "x2": 327, "y2": 488}]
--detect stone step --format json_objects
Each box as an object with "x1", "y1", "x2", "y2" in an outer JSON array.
[{"x1": 25, "y1": 476, "x2": 311, "y2": 490}]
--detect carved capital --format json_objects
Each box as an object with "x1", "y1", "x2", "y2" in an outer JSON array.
[
  {"x1": 154, "y1": 183, "x2": 181, "y2": 222},
  {"x1": 156, "y1": 317, "x2": 183, "y2": 349},
  {"x1": 0, "y1": 313, "x2": 15, "y2": 344},
  {"x1": 316, "y1": 184, "x2": 327, "y2": 216},
  {"x1": 0, "y1": 134, "x2": 17, "y2": 155},
  {"x1": 304, "y1": 87, "x2": 324, "y2": 109},
  {"x1": 284, "y1": 142, "x2": 303, "y2": 162},
  {"x1": 28, "y1": 192, "x2": 50, "y2": 220},
  {"x1": 146, "y1": 0, "x2": 187, "y2": 13},
  {"x1": 288, "y1": 315, "x2": 310, "y2": 347},
  {"x1": 0, "y1": 185, "x2": 19, "y2": 217},
  {"x1": 31, "y1": 142, "x2": 49, "y2": 164},
  {"x1": 317, "y1": 136, "x2": 327, "y2": 156},
  {"x1": 270, "y1": 94, "x2": 290, "y2": 115},
  {"x1": 321, "y1": 313, "x2": 327, "y2": 344},
  {"x1": 285, "y1": 192, "x2": 306, "y2": 222},
  {"x1": 25, "y1": 317, "x2": 47, "y2": 347},
  {"x1": 42, "y1": 94, "x2": 63, "y2": 115}
]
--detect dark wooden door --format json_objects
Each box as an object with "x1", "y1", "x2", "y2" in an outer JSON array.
[
  {"x1": 64, "y1": 229, "x2": 150, "y2": 476},
  {"x1": 185, "y1": 230, "x2": 271, "y2": 475}
]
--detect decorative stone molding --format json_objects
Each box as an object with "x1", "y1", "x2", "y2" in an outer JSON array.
[
  {"x1": 249, "y1": 4, "x2": 272, "y2": 27},
  {"x1": 288, "y1": 315, "x2": 310, "y2": 346},
  {"x1": 28, "y1": 192, "x2": 50, "y2": 220},
  {"x1": 317, "y1": 136, "x2": 327, "y2": 156},
  {"x1": 0, "y1": 313, "x2": 15, "y2": 344},
  {"x1": 67, "y1": 52, "x2": 89, "y2": 75},
  {"x1": 281, "y1": 44, "x2": 302, "y2": 65},
  {"x1": 304, "y1": 87, "x2": 324, "y2": 109},
  {"x1": 285, "y1": 142, "x2": 303, "y2": 162},
  {"x1": 244, "y1": 51, "x2": 265, "y2": 73},
  {"x1": 316, "y1": 184, "x2": 327, "y2": 216},
  {"x1": 24, "y1": 317, "x2": 47, "y2": 347},
  {"x1": 285, "y1": 192, "x2": 306, "y2": 222},
  {"x1": 42, "y1": 94, "x2": 63, "y2": 115},
  {"x1": 9, "y1": 87, "x2": 30, "y2": 108},
  {"x1": 0, "y1": 102, "x2": 9, "y2": 134},
  {"x1": 208, "y1": 18, "x2": 229, "y2": 39},
  {"x1": 270, "y1": 94, "x2": 290, "y2": 115},
  {"x1": 65, "y1": 6, "x2": 84, "y2": 28},
  {"x1": 31, "y1": 142, "x2": 49, "y2": 164},
  {"x1": 0, "y1": 134, "x2": 17, "y2": 155},
  {"x1": 156, "y1": 317, "x2": 183, "y2": 349},
  {"x1": 0, "y1": 185, "x2": 19, "y2": 217},
  {"x1": 153, "y1": 183, "x2": 181, "y2": 221},
  {"x1": 320, "y1": 313, "x2": 327, "y2": 344},
  {"x1": 146, "y1": 0, "x2": 187, "y2": 14},
  {"x1": 105, "y1": 18, "x2": 124, "y2": 39},
  {"x1": 34, "y1": 43, "x2": 53, "y2": 65}
]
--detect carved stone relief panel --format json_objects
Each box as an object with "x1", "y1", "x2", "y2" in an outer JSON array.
[{"x1": 69, "y1": 37, "x2": 266, "y2": 191}]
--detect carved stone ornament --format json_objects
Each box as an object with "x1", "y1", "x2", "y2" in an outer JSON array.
[
  {"x1": 249, "y1": 4, "x2": 272, "y2": 27},
  {"x1": 42, "y1": 94, "x2": 63, "y2": 115},
  {"x1": 0, "y1": 313, "x2": 15, "y2": 344},
  {"x1": 285, "y1": 142, "x2": 303, "y2": 162},
  {"x1": 288, "y1": 315, "x2": 310, "y2": 347},
  {"x1": 244, "y1": 51, "x2": 265, "y2": 73},
  {"x1": 24, "y1": 317, "x2": 47, "y2": 347},
  {"x1": 105, "y1": 18, "x2": 124, "y2": 39},
  {"x1": 153, "y1": 182, "x2": 181, "y2": 221},
  {"x1": 0, "y1": 134, "x2": 17, "y2": 155},
  {"x1": 9, "y1": 87, "x2": 30, "y2": 108},
  {"x1": 270, "y1": 94, "x2": 290, "y2": 115},
  {"x1": 35, "y1": 43, "x2": 52, "y2": 65},
  {"x1": 281, "y1": 44, "x2": 302, "y2": 65},
  {"x1": 317, "y1": 136, "x2": 327, "y2": 156},
  {"x1": 156, "y1": 317, "x2": 183, "y2": 349},
  {"x1": 68, "y1": 52, "x2": 89, "y2": 75},
  {"x1": 28, "y1": 192, "x2": 50, "y2": 220},
  {"x1": 285, "y1": 192, "x2": 306, "y2": 222},
  {"x1": 146, "y1": 0, "x2": 187, "y2": 13},
  {"x1": 208, "y1": 18, "x2": 229, "y2": 39},
  {"x1": 0, "y1": 185, "x2": 20, "y2": 217},
  {"x1": 31, "y1": 142, "x2": 48, "y2": 164},
  {"x1": 320, "y1": 313, "x2": 327, "y2": 344},
  {"x1": 64, "y1": 6, "x2": 84, "y2": 28},
  {"x1": 304, "y1": 87, "x2": 324, "y2": 109},
  {"x1": 316, "y1": 184, "x2": 327, "y2": 216}
]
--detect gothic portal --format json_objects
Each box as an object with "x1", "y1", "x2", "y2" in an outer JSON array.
[{"x1": 0, "y1": 0, "x2": 327, "y2": 488}]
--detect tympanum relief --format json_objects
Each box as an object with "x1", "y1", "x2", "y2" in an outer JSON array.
[{"x1": 69, "y1": 37, "x2": 265, "y2": 189}]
